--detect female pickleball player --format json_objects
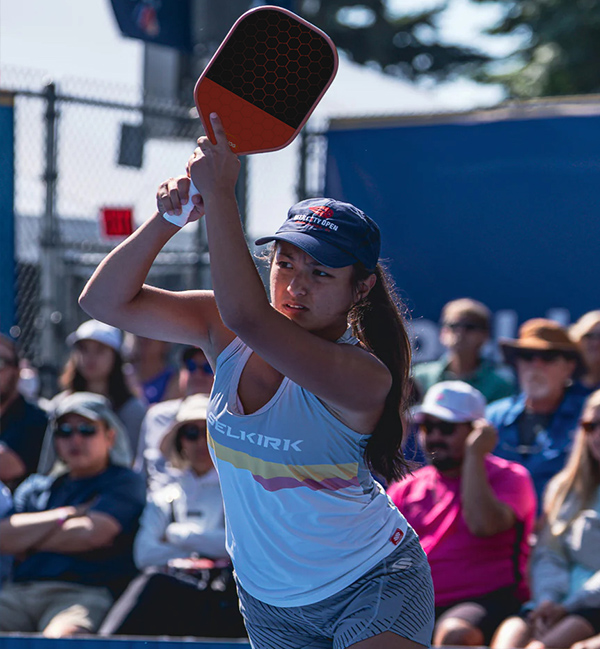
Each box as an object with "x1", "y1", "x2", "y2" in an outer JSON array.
[{"x1": 79, "y1": 113, "x2": 434, "y2": 649}]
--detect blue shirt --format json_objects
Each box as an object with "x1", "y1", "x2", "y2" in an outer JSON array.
[
  {"x1": 7, "y1": 464, "x2": 146, "y2": 596},
  {"x1": 486, "y1": 388, "x2": 586, "y2": 507},
  {"x1": 0, "y1": 395, "x2": 48, "y2": 489}
]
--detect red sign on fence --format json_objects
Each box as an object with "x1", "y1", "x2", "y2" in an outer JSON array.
[{"x1": 100, "y1": 207, "x2": 134, "y2": 237}]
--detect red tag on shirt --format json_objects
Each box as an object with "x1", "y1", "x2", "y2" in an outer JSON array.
[{"x1": 390, "y1": 528, "x2": 404, "y2": 545}]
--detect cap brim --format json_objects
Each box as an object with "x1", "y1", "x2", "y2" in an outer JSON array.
[
  {"x1": 254, "y1": 232, "x2": 356, "y2": 269},
  {"x1": 411, "y1": 404, "x2": 472, "y2": 424}
]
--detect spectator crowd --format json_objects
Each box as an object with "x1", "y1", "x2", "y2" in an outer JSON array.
[{"x1": 1, "y1": 300, "x2": 600, "y2": 648}]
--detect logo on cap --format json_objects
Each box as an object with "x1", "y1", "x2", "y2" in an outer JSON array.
[{"x1": 309, "y1": 206, "x2": 334, "y2": 220}]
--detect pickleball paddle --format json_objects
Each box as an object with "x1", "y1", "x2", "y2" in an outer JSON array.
[{"x1": 172, "y1": 5, "x2": 338, "y2": 225}]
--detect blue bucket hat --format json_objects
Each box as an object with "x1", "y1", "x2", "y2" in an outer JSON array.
[{"x1": 255, "y1": 198, "x2": 380, "y2": 272}]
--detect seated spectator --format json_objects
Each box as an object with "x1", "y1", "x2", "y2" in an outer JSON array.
[
  {"x1": 0, "y1": 392, "x2": 146, "y2": 637},
  {"x1": 127, "y1": 335, "x2": 180, "y2": 404},
  {"x1": 571, "y1": 311, "x2": 600, "y2": 396},
  {"x1": 388, "y1": 381, "x2": 536, "y2": 647},
  {"x1": 133, "y1": 345, "x2": 214, "y2": 490},
  {"x1": 413, "y1": 298, "x2": 515, "y2": 404},
  {"x1": 492, "y1": 389, "x2": 600, "y2": 649},
  {"x1": 44, "y1": 319, "x2": 146, "y2": 461},
  {"x1": 99, "y1": 394, "x2": 245, "y2": 638},
  {"x1": 0, "y1": 333, "x2": 48, "y2": 490},
  {"x1": 488, "y1": 318, "x2": 587, "y2": 506}
]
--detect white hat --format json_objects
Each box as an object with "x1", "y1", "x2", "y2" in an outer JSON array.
[
  {"x1": 413, "y1": 381, "x2": 486, "y2": 423},
  {"x1": 66, "y1": 319, "x2": 122, "y2": 352}
]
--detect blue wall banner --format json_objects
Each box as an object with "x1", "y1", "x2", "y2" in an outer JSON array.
[
  {"x1": 0, "y1": 91, "x2": 15, "y2": 336},
  {"x1": 324, "y1": 105, "x2": 600, "y2": 354}
]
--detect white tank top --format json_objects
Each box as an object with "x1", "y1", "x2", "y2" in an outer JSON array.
[{"x1": 207, "y1": 337, "x2": 408, "y2": 607}]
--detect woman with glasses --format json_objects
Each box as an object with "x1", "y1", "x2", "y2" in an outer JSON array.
[
  {"x1": 0, "y1": 392, "x2": 145, "y2": 637},
  {"x1": 492, "y1": 389, "x2": 600, "y2": 649},
  {"x1": 571, "y1": 312, "x2": 600, "y2": 396},
  {"x1": 99, "y1": 393, "x2": 246, "y2": 638}
]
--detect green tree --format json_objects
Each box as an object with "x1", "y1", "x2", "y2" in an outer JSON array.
[
  {"x1": 296, "y1": 0, "x2": 489, "y2": 81},
  {"x1": 471, "y1": 0, "x2": 600, "y2": 97}
]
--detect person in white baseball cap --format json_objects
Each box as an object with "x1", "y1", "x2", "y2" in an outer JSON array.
[
  {"x1": 66, "y1": 320, "x2": 123, "y2": 352},
  {"x1": 389, "y1": 380, "x2": 537, "y2": 647}
]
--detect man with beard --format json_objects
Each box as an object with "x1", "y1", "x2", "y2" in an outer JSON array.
[
  {"x1": 0, "y1": 334, "x2": 48, "y2": 490},
  {"x1": 388, "y1": 381, "x2": 536, "y2": 647},
  {"x1": 487, "y1": 318, "x2": 586, "y2": 506}
]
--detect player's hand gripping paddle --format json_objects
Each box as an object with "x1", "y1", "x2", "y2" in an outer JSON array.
[{"x1": 175, "y1": 5, "x2": 338, "y2": 224}]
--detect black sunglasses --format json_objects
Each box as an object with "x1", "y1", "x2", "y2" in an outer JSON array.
[
  {"x1": 184, "y1": 358, "x2": 213, "y2": 375},
  {"x1": 514, "y1": 349, "x2": 564, "y2": 363},
  {"x1": 443, "y1": 321, "x2": 487, "y2": 333},
  {"x1": 419, "y1": 419, "x2": 467, "y2": 437},
  {"x1": 54, "y1": 423, "x2": 98, "y2": 439},
  {"x1": 178, "y1": 423, "x2": 205, "y2": 441},
  {"x1": 581, "y1": 420, "x2": 600, "y2": 434}
]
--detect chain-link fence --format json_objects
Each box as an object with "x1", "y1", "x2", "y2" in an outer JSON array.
[{"x1": 1, "y1": 67, "x2": 314, "y2": 396}]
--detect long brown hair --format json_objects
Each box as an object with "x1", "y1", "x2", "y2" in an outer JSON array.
[
  {"x1": 544, "y1": 389, "x2": 600, "y2": 535},
  {"x1": 59, "y1": 349, "x2": 134, "y2": 411},
  {"x1": 350, "y1": 262, "x2": 412, "y2": 483}
]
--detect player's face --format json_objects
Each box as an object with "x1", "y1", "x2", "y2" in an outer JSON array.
[{"x1": 270, "y1": 242, "x2": 356, "y2": 341}]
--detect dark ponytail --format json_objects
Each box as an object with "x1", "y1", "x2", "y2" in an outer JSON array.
[{"x1": 349, "y1": 262, "x2": 412, "y2": 484}]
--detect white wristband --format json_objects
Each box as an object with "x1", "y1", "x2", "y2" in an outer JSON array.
[{"x1": 162, "y1": 180, "x2": 201, "y2": 227}]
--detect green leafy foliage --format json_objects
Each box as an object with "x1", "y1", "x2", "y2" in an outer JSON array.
[
  {"x1": 471, "y1": 0, "x2": 600, "y2": 97},
  {"x1": 296, "y1": 0, "x2": 490, "y2": 80}
]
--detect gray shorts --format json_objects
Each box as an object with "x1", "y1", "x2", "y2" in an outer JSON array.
[{"x1": 236, "y1": 526, "x2": 434, "y2": 649}]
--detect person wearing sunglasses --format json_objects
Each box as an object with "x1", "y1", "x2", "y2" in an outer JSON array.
[
  {"x1": 388, "y1": 381, "x2": 537, "y2": 648},
  {"x1": 492, "y1": 389, "x2": 600, "y2": 649},
  {"x1": 0, "y1": 333, "x2": 48, "y2": 491},
  {"x1": 413, "y1": 298, "x2": 516, "y2": 406},
  {"x1": 570, "y1": 311, "x2": 600, "y2": 397},
  {"x1": 99, "y1": 394, "x2": 245, "y2": 639},
  {"x1": 0, "y1": 392, "x2": 145, "y2": 637},
  {"x1": 132, "y1": 345, "x2": 214, "y2": 491},
  {"x1": 487, "y1": 319, "x2": 587, "y2": 507}
]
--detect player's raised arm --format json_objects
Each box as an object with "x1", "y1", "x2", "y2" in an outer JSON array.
[
  {"x1": 79, "y1": 176, "x2": 230, "y2": 360},
  {"x1": 188, "y1": 114, "x2": 392, "y2": 418}
]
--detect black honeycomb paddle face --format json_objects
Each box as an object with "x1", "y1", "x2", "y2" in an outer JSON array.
[{"x1": 205, "y1": 8, "x2": 337, "y2": 129}]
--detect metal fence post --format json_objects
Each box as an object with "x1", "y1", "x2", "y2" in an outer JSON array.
[{"x1": 38, "y1": 81, "x2": 61, "y2": 397}]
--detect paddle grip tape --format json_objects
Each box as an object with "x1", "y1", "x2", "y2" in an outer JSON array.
[{"x1": 162, "y1": 181, "x2": 201, "y2": 227}]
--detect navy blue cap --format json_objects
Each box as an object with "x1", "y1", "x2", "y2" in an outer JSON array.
[{"x1": 255, "y1": 198, "x2": 380, "y2": 271}]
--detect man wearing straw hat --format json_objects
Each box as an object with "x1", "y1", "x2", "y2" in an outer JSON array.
[{"x1": 487, "y1": 319, "x2": 587, "y2": 505}]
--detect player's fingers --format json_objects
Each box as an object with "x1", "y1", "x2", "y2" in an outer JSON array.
[
  {"x1": 209, "y1": 113, "x2": 227, "y2": 147},
  {"x1": 175, "y1": 176, "x2": 191, "y2": 205},
  {"x1": 157, "y1": 180, "x2": 175, "y2": 215},
  {"x1": 168, "y1": 186, "x2": 182, "y2": 214}
]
